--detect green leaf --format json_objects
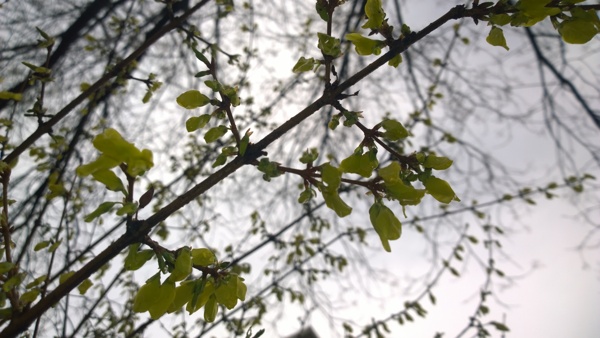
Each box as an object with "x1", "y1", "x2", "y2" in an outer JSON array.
[
  {"x1": 204, "y1": 125, "x2": 229, "y2": 143},
  {"x1": 298, "y1": 187, "x2": 316, "y2": 204},
  {"x1": 192, "y1": 46, "x2": 210, "y2": 64},
  {"x1": 423, "y1": 155, "x2": 453, "y2": 170},
  {"x1": 34, "y1": 241, "x2": 50, "y2": 251},
  {"x1": 187, "y1": 279, "x2": 214, "y2": 314},
  {"x1": 212, "y1": 153, "x2": 228, "y2": 168},
  {"x1": 192, "y1": 248, "x2": 216, "y2": 266},
  {"x1": 205, "y1": 80, "x2": 220, "y2": 91},
  {"x1": 362, "y1": 0, "x2": 385, "y2": 30},
  {"x1": 148, "y1": 280, "x2": 176, "y2": 319},
  {"x1": 126, "y1": 148, "x2": 154, "y2": 177},
  {"x1": 84, "y1": 202, "x2": 117, "y2": 222},
  {"x1": 486, "y1": 26, "x2": 509, "y2": 51},
  {"x1": 0, "y1": 91, "x2": 23, "y2": 101},
  {"x1": 21, "y1": 61, "x2": 51, "y2": 75},
  {"x1": 0, "y1": 262, "x2": 14, "y2": 274},
  {"x1": 236, "y1": 276, "x2": 247, "y2": 301},
  {"x1": 315, "y1": 0, "x2": 329, "y2": 21},
  {"x1": 320, "y1": 185, "x2": 352, "y2": 217},
  {"x1": 221, "y1": 85, "x2": 241, "y2": 106},
  {"x1": 59, "y1": 271, "x2": 75, "y2": 285},
  {"x1": 92, "y1": 128, "x2": 137, "y2": 164},
  {"x1": 388, "y1": 54, "x2": 402, "y2": 68},
  {"x1": 215, "y1": 276, "x2": 239, "y2": 309},
  {"x1": 78, "y1": 279, "x2": 93, "y2": 295},
  {"x1": 292, "y1": 57, "x2": 317, "y2": 73},
  {"x1": 385, "y1": 181, "x2": 426, "y2": 206},
  {"x1": 378, "y1": 161, "x2": 402, "y2": 183},
  {"x1": 490, "y1": 321, "x2": 510, "y2": 332},
  {"x1": 124, "y1": 244, "x2": 155, "y2": 271},
  {"x1": 76, "y1": 154, "x2": 120, "y2": 177},
  {"x1": 317, "y1": 33, "x2": 342, "y2": 57},
  {"x1": 489, "y1": 14, "x2": 511, "y2": 26},
  {"x1": 168, "y1": 247, "x2": 192, "y2": 282},
  {"x1": 91, "y1": 169, "x2": 126, "y2": 194},
  {"x1": 239, "y1": 129, "x2": 252, "y2": 155},
  {"x1": 116, "y1": 202, "x2": 138, "y2": 216},
  {"x1": 176, "y1": 90, "x2": 211, "y2": 109},
  {"x1": 204, "y1": 294, "x2": 219, "y2": 322},
  {"x1": 299, "y1": 148, "x2": 319, "y2": 164},
  {"x1": 167, "y1": 280, "x2": 195, "y2": 313},
  {"x1": 423, "y1": 176, "x2": 459, "y2": 204},
  {"x1": 369, "y1": 201, "x2": 402, "y2": 252},
  {"x1": 381, "y1": 119, "x2": 409, "y2": 140},
  {"x1": 321, "y1": 163, "x2": 341, "y2": 188},
  {"x1": 558, "y1": 9, "x2": 599, "y2": 44},
  {"x1": 517, "y1": 0, "x2": 560, "y2": 26},
  {"x1": 256, "y1": 158, "x2": 283, "y2": 181},
  {"x1": 20, "y1": 289, "x2": 40, "y2": 304},
  {"x1": 339, "y1": 151, "x2": 378, "y2": 178},
  {"x1": 186, "y1": 114, "x2": 212, "y2": 132},
  {"x1": 345, "y1": 33, "x2": 386, "y2": 56}
]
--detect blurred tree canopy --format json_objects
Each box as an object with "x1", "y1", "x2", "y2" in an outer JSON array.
[{"x1": 1, "y1": 0, "x2": 599, "y2": 337}]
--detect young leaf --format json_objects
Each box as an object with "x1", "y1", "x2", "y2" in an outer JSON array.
[
  {"x1": 381, "y1": 119, "x2": 409, "y2": 140},
  {"x1": 84, "y1": 202, "x2": 117, "y2": 222},
  {"x1": 362, "y1": 0, "x2": 385, "y2": 30},
  {"x1": 78, "y1": 279, "x2": 93, "y2": 295},
  {"x1": 91, "y1": 169, "x2": 126, "y2": 194},
  {"x1": 317, "y1": 33, "x2": 342, "y2": 57},
  {"x1": 148, "y1": 280, "x2": 176, "y2": 319},
  {"x1": 315, "y1": 0, "x2": 329, "y2": 21},
  {"x1": 321, "y1": 163, "x2": 341, "y2": 188},
  {"x1": 186, "y1": 114, "x2": 212, "y2": 132},
  {"x1": 369, "y1": 201, "x2": 402, "y2": 252},
  {"x1": 388, "y1": 54, "x2": 403, "y2": 68},
  {"x1": 176, "y1": 90, "x2": 211, "y2": 109},
  {"x1": 486, "y1": 26, "x2": 509, "y2": 51},
  {"x1": 0, "y1": 91, "x2": 23, "y2": 101},
  {"x1": 239, "y1": 129, "x2": 252, "y2": 155},
  {"x1": 215, "y1": 276, "x2": 239, "y2": 309},
  {"x1": 423, "y1": 176, "x2": 459, "y2": 204},
  {"x1": 345, "y1": 33, "x2": 386, "y2": 56},
  {"x1": 558, "y1": 14, "x2": 599, "y2": 44},
  {"x1": 292, "y1": 57, "x2": 317, "y2": 73},
  {"x1": 92, "y1": 128, "x2": 138, "y2": 164},
  {"x1": 76, "y1": 154, "x2": 120, "y2": 177},
  {"x1": 20, "y1": 289, "x2": 40, "y2": 304},
  {"x1": 192, "y1": 248, "x2": 216, "y2": 266},
  {"x1": 167, "y1": 281, "x2": 194, "y2": 313},
  {"x1": 116, "y1": 202, "x2": 138, "y2": 216},
  {"x1": 204, "y1": 125, "x2": 229, "y2": 143},
  {"x1": 168, "y1": 247, "x2": 192, "y2": 282},
  {"x1": 204, "y1": 294, "x2": 219, "y2": 322},
  {"x1": 423, "y1": 155, "x2": 453, "y2": 170},
  {"x1": 320, "y1": 185, "x2": 352, "y2": 217},
  {"x1": 339, "y1": 152, "x2": 378, "y2": 178}
]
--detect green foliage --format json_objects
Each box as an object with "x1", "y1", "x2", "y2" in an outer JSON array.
[
  {"x1": 380, "y1": 119, "x2": 409, "y2": 141},
  {"x1": 257, "y1": 158, "x2": 283, "y2": 181},
  {"x1": 369, "y1": 200, "x2": 402, "y2": 252},
  {"x1": 423, "y1": 176, "x2": 460, "y2": 204},
  {"x1": 176, "y1": 90, "x2": 211, "y2": 109},
  {"x1": 339, "y1": 150, "x2": 378, "y2": 178},
  {"x1": 362, "y1": 0, "x2": 386, "y2": 30},
  {"x1": 317, "y1": 33, "x2": 342, "y2": 57},
  {"x1": 486, "y1": 26, "x2": 509, "y2": 51},
  {"x1": 345, "y1": 33, "x2": 386, "y2": 56},
  {"x1": 292, "y1": 57, "x2": 318, "y2": 73}
]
